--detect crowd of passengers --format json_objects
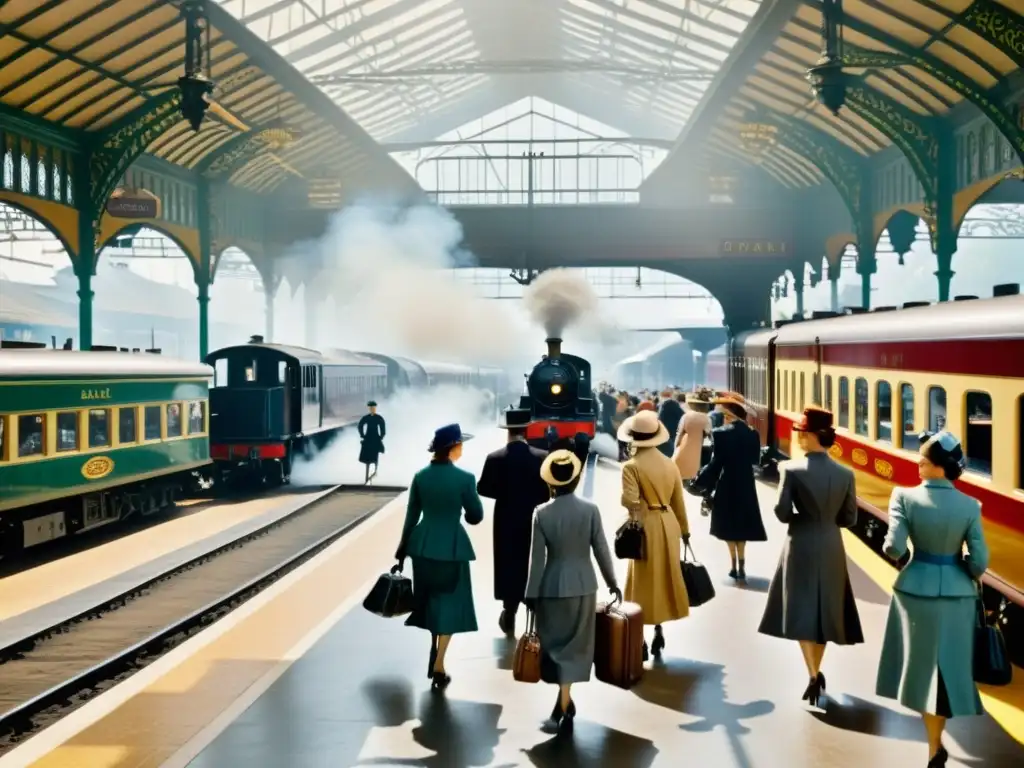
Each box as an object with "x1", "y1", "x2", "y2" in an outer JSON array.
[{"x1": 384, "y1": 385, "x2": 990, "y2": 768}]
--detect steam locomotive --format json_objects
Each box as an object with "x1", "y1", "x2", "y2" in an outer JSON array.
[{"x1": 518, "y1": 337, "x2": 596, "y2": 453}]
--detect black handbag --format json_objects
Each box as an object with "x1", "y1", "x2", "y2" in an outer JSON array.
[
  {"x1": 615, "y1": 519, "x2": 646, "y2": 560},
  {"x1": 973, "y1": 594, "x2": 1012, "y2": 686},
  {"x1": 680, "y1": 541, "x2": 716, "y2": 607},
  {"x1": 363, "y1": 565, "x2": 415, "y2": 618}
]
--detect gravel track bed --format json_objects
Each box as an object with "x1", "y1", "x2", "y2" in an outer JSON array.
[{"x1": 0, "y1": 489, "x2": 397, "y2": 750}]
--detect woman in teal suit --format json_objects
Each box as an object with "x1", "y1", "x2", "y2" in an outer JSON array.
[
  {"x1": 396, "y1": 423, "x2": 484, "y2": 691},
  {"x1": 876, "y1": 431, "x2": 989, "y2": 768}
]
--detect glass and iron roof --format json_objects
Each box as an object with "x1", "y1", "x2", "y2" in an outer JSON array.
[
  {"x1": 215, "y1": 0, "x2": 764, "y2": 141},
  {"x1": 0, "y1": 0, "x2": 418, "y2": 199},
  {"x1": 710, "y1": 0, "x2": 1022, "y2": 188}
]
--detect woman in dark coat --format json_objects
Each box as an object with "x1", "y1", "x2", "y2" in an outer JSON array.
[
  {"x1": 395, "y1": 423, "x2": 483, "y2": 691},
  {"x1": 758, "y1": 407, "x2": 863, "y2": 708},
  {"x1": 694, "y1": 396, "x2": 766, "y2": 581},
  {"x1": 358, "y1": 401, "x2": 386, "y2": 483}
]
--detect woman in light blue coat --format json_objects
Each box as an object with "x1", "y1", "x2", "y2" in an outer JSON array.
[{"x1": 875, "y1": 431, "x2": 989, "y2": 768}]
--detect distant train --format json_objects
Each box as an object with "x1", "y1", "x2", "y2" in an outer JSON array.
[
  {"x1": 519, "y1": 337, "x2": 596, "y2": 452},
  {"x1": 206, "y1": 337, "x2": 507, "y2": 484}
]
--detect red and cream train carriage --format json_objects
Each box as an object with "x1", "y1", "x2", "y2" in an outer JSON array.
[{"x1": 729, "y1": 293, "x2": 1024, "y2": 632}]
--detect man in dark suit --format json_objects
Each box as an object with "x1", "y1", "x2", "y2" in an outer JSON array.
[
  {"x1": 598, "y1": 386, "x2": 617, "y2": 436},
  {"x1": 477, "y1": 407, "x2": 550, "y2": 637},
  {"x1": 657, "y1": 389, "x2": 684, "y2": 457}
]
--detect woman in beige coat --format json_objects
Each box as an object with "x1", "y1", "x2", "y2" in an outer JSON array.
[
  {"x1": 618, "y1": 410, "x2": 691, "y2": 660},
  {"x1": 673, "y1": 392, "x2": 712, "y2": 480}
]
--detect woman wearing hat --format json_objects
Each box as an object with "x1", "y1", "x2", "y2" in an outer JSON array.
[
  {"x1": 672, "y1": 391, "x2": 712, "y2": 483},
  {"x1": 758, "y1": 407, "x2": 864, "y2": 708},
  {"x1": 395, "y1": 424, "x2": 484, "y2": 691},
  {"x1": 875, "y1": 431, "x2": 989, "y2": 768},
  {"x1": 525, "y1": 449, "x2": 620, "y2": 734},
  {"x1": 693, "y1": 396, "x2": 766, "y2": 581},
  {"x1": 358, "y1": 401, "x2": 386, "y2": 484},
  {"x1": 617, "y1": 409, "x2": 691, "y2": 659}
]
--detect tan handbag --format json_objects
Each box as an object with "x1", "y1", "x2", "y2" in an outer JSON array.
[{"x1": 512, "y1": 610, "x2": 542, "y2": 683}]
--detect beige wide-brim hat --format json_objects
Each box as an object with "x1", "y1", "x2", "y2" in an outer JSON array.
[
  {"x1": 540, "y1": 449, "x2": 583, "y2": 486},
  {"x1": 616, "y1": 409, "x2": 670, "y2": 448}
]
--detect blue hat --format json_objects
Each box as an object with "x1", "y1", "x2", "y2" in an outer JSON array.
[{"x1": 429, "y1": 423, "x2": 473, "y2": 452}]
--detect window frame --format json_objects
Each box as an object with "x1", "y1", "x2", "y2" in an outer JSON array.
[
  {"x1": 963, "y1": 389, "x2": 993, "y2": 478},
  {"x1": 854, "y1": 377, "x2": 869, "y2": 437},
  {"x1": 55, "y1": 410, "x2": 80, "y2": 453},
  {"x1": 876, "y1": 380, "x2": 892, "y2": 444},
  {"x1": 87, "y1": 408, "x2": 112, "y2": 450},
  {"x1": 837, "y1": 377, "x2": 850, "y2": 429}
]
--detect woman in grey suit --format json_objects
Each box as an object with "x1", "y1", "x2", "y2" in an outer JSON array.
[
  {"x1": 758, "y1": 407, "x2": 863, "y2": 707},
  {"x1": 525, "y1": 449, "x2": 621, "y2": 735},
  {"x1": 876, "y1": 431, "x2": 989, "y2": 768}
]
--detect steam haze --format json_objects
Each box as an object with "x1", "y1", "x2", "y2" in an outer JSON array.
[
  {"x1": 523, "y1": 268, "x2": 601, "y2": 339},
  {"x1": 289, "y1": 385, "x2": 498, "y2": 486},
  {"x1": 280, "y1": 204, "x2": 533, "y2": 367}
]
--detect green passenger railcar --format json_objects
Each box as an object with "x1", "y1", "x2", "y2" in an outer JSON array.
[{"x1": 0, "y1": 350, "x2": 212, "y2": 554}]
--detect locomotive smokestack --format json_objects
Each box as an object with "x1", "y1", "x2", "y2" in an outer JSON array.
[{"x1": 546, "y1": 337, "x2": 562, "y2": 359}]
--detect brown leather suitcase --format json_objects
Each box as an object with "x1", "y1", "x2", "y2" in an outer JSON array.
[{"x1": 594, "y1": 599, "x2": 644, "y2": 689}]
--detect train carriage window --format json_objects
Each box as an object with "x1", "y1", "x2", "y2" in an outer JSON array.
[
  {"x1": 1018, "y1": 395, "x2": 1024, "y2": 489},
  {"x1": 964, "y1": 391, "x2": 992, "y2": 476},
  {"x1": 245, "y1": 361, "x2": 257, "y2": 382},
  {"x1": 854, "y1": 378, "x2": 868, "y2": 436},
  {"x1": 901, "y1": 385, "x2": 919, "y2": 450},
  {"x1": 799, "y1": 373, "x2": 805, "y2": 411},
  {"x1": 143, "y1": 406, "x2": 161, "y2": 441},
  {"x1": 877, "y1": 381, "x2": 892, "y2": 443},
  {"x1": 928, "y1": 386, "x2": 947, "y2": 432},
  {"x1": 278, "y1": 361, "x2": 287, "y2": 384},
  {"x1": 790, "y1": 371, "x2": 796, "y2": 410},
  {"x1": 56, "y1": 411, "x2": 78, "y2": 452},
  {"x1": 0, "y1": 416, "x2": 5, "y2": 461},
  {"x1": 812, "y1": 373, "x2": 821, "y2": 406},
  {"x1": 166, "y1": 403, "x2": 183, "y2": 438},
  {"x1": 824, "y1": 375, "x2": 833, "y2": 411},
  {"x1": 88, "y1": 409, "x2": 111, "y2": 448},
  {"x1": 776, "y1": 370, "x2": 781, "y2": 407},
  {"x1": 213, "y1": 359, "x2": 228, "y2": 388},
  {"x1": 17, "y1": 414, "x2": 44, "y2": 457},
  {"x1": 188, "y1": 402, "x2": 206, "y2": 435},
  {"x1": 119, "y1": 407, "x2": 137, "y2": 444},
  {"x1": 838, "y1": 378, "x2": 849, "y2": 428}
]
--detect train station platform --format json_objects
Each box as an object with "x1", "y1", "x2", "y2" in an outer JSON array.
[{"x1": 3, "y1": 437, "x2": 1023, "y2": 768}]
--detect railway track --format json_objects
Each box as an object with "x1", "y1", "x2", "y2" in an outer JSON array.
[{"x1": 0, "y1": 485, "x2": 404, "y2": 753}]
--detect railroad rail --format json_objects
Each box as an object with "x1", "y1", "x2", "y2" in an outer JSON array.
[{"x1": 0, "y1": 485, "x2": 405, "y2": 751}]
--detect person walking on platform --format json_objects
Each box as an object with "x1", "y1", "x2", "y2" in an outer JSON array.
[
  {"x1": 358, "y1": 401, "x2": 386, "y2": 484},
  {"x1": 477, "y1": 407, "x2": 549, "y2": 638},
  {"x1": 875, "y1": 431, "x2": 989, "y2": 768},
  {"x1": 395, "y1": 424, "x2": 484, "y2": 692},
  {"x1": 693, "y1": 396, "x2": 766, "y2": 581},
  {"x1": 673, "y1": 391, "x2": 714, "y2": 516},
  {"x1": 617, "y1": 410, "x2": 691, "y2": 660},
  {"x1": 758, "y1": 407, "x2": 863, "y2": 708},
  {"x1": 657, "y1": 389, "x2": 683, "y2": 459},
  {"x1": 525, "y1": 449, "x2": 620, "y2": 735}
]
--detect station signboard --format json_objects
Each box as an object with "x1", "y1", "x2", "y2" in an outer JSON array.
[
  {"x1": 106, "y1": 189, "x2": 160, "y2": 219},
  {"x1": 719, "y1": 239, "x2": 788, "y2": 255}
]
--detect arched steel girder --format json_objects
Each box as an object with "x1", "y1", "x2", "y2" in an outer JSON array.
[
  {"x1": 87, "y1": 88, "x2": 184, "y2": 221},
  {"x1": 195, "y1": 120, "x2": 293, "y2": 180},
  {"x1": 959, "y1": 1, "x2": 1024, "y2": 74}
]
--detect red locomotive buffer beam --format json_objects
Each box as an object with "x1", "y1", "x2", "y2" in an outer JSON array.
[
  {"x1": 211, "y1": 443, "x2": 287, "y2": 461},
  {"x1": 525, "y1": 420, "x2": 596, "y2": 441}
]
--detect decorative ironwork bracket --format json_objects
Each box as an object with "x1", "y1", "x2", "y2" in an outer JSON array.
[
  {"x1": 88, "y1": 89, "x2": 183, "y2": 216},
  {"x1": 959, "y1": 0, "x2": 1024, "y2": 70},
  {"x1": 199, "y1": 120, "x2": 292, "y2": 180},
  {"x1": 510, "y1": 268, "x2": 541, "y2": 286}
]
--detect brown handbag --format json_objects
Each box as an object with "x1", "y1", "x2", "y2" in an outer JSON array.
[{"x1": 512, "y1": 610, "x2": 542, "y2": 683}]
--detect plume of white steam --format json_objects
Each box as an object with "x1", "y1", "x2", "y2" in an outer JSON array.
[
  {"x1": 522, "y1": 268, "x2": 601, "y2": 339},
  {"x1": 281, "y1": 204, "x2": 533, "y2": 367},
  {"x1": 289, "y1": 385, "x2": 499, "y2": 487},
  {"x1": 590, "y1": 433, "x2": 621, "y2": 460}
]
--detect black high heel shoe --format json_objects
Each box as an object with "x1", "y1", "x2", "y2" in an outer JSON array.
[
  {"x1": 737, "y1": 560, "x2": 746, "y2": 581},
  {"x1": 651, "y1": 626, "x2": 665, "y2": 658},
  {"x1": 560, "y1": 700, "x2": 576, "y2": 734},
  {"x1": 542, "y1": 699, "x2": 576, "y2": 734},
  {"x1": 817, "y1": 672, "x2": 826, "y2": 692},
  {"x1": 801, "y1": 676, "x2": 822, "y2": 707},
  {"x1": 431, "y1": 672, "x2": 451, "y2": 691},
  {"x1": 927, "y1": 746, "x2": 948, "y2": 767}
]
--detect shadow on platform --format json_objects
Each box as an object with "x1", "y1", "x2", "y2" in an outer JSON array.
[{"x1": 522, "y1": 722, "x2": 659, "y2": 767}]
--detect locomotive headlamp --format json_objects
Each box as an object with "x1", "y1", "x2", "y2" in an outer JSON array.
[{"x1": 550, "y1": 384, "x2": 563, "y2": 395}]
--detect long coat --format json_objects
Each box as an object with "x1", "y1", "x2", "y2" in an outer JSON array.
[
  {"x1": 694, "y1": 420, "x2": 766, "y2": 542},
  {"x1": 657, "y1": 399, "x2": 684, "y2": 458},
  {"x1": 876, "y1": 480, "x2": 989, "y2": 717},
  {"x1": 673, "y1": 410, "x2": 711, "y2": 480},
  {"x1": 758, "y1": 453, "x2": 864, "y2": 644},
  {"x1": 358, "y1": 413, "x2": 386, "y2": 465},
  {"x1": 396, "y1": 460, "x2": 484, "y2": 635},
  {"x1": 622, "y1": 446, "x2": 690, "y2": 625},
  {"x1": 476, "y1": 439, "x2": 549, "y2": 603}
]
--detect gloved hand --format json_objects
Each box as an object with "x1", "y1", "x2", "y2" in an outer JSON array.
[
  {"x1": 610, "y1": 586, "x2": 623, "y2": 603},
  {"x1": 395, "y1": 545, "x2": 406, "y2": 563}
]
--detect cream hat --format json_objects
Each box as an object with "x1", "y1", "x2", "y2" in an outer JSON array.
[
  {"x1": 540, "y1": 449, "x2": 583, "y2": 486},
  {"x1": 616, "y1": 409, "x2": 670, "y2": 448}
]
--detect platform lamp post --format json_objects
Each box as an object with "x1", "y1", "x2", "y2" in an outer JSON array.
[
  {"x1": 807, "y1": 0, "x2": 848, "y2": 116},
  {"x1": 179, "y1": 0, "x2": 214, "y2": 132}
]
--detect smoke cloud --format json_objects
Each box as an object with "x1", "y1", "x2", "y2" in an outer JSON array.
[
  {"x1": 522, "y1": 268, "x2": 601, "y2": 339},
  {"x1": 590, "y1": 432, "x2": 621, "y2": 460},
  {"x1": 280, "y1": 204, "x2": 533, "y2": 367},
  {"x1": 289, "y1": 385, "x2": 499, "y2": 487}
]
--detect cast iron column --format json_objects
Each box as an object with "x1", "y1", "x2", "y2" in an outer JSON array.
[{"x1": 74, "y1": 153, "x2": 95, "y2": 351}]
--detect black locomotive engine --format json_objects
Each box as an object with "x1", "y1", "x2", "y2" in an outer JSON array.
[{"x1": 519, "y1": 337, "x2": 596, "y2": 453}]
